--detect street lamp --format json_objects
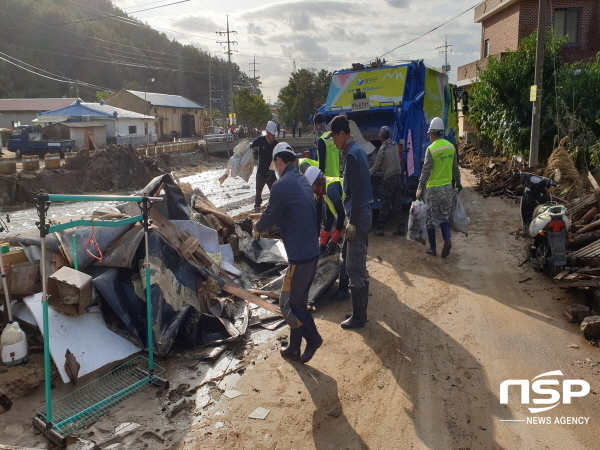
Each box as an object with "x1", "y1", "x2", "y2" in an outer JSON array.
[{"x1": 144, "y1": 77, "x2": 154, "y2": 143}]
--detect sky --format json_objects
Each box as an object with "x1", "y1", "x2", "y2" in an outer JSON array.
[{"x1": 113, "y1": 0, "x2": 483, "y2": 104}]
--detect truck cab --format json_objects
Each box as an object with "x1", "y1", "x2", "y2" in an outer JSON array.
[
  {"x1": 8, "y1": 125, "x2": 74, "y2": 158},
  {"x1": 317, "y1": 60, "x2": 458, "y2": 208}
]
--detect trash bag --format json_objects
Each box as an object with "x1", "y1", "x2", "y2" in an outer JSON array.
[
  {"x1": 450, "y1": 194, "x2": 469, "y2": 236},
  {"x1": 407, "y1": 200, "x2": 427, "y2": 244},
  {"x1": 219, "y1": 140, "x2": 254, "y2": 183}
]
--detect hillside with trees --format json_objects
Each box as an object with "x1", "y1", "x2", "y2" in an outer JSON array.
[{"x1": 0, "y1": 0, "x2": 254, "y2": 110}]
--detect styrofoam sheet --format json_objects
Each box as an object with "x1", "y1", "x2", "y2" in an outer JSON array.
[{"x1": 22, "y1": 293, "x2": 142, "y2": 384}]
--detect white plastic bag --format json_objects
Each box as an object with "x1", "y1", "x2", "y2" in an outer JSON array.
[
  {"x1": 219, "y1": 140, "x2": 254, "y2": 184},
  {"x1": 450, "y1": 194, "x2": 469, "y2": 236},
  {"x1": 407, "y1": 199, "x2": 427, "y2": 244}
]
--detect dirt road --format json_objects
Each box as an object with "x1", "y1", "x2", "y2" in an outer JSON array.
[{"x1": 177, "y1": 169, "x2": 600, "y2": 450}]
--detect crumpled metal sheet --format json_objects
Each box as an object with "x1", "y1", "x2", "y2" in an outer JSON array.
[{"x1": 239, "y1": 233, "x2": 288, "y2": 264}]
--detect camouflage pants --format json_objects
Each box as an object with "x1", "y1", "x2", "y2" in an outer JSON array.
[
  {"x1": 424, "y1": 184, "x2": 453, "y2": 229},
  {"x1": 378, "y1": 173, "x2": 403, "y2": 228}
]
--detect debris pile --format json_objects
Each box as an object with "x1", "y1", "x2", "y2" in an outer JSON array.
[{"x1": 63, "y1": 145, "x2": 163, "y2": 191}]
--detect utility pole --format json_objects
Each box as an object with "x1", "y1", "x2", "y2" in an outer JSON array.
[
  {"x1": 208, "y1": 53, "x2": 212, "y2": 128},
  {"x1": 437, "y1": 35, "x2": 452, "y2": 73},
  {"x1": 249, "y1": 54, "x2": 259, "y2": 94},
  {"x1": 217, "y1": 15, "x2": 237, "y2": 124},
  {"x1": 529, "y1": 0, "x2": 548, "y2": 167},
  {"x1": 75, "y1": 80, "x2": 80, "y2": 99},
  {"x1": 220, "y1": 72, "x2": 224, "y2": 117}
]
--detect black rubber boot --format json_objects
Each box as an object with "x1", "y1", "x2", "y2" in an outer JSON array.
[
  {"x1": 300, "y1": 316, "x2": 322, "y2": 364},
  {"x1": 426, "y1": 228, "x2": 437, "y2": 256},
  {"x1": 280, "y1": 326, "x2": 303, "y2": 361},
  {"x1": 341, "y1": 286, "x2": 367, "y2": 329},
  {"x1": 345, "y1": 279, "x2": 369, "y2": 319},
  {"x1": 440, "y1": 222, "x2": 452, "y2": 258},
  {"x1": 332, "y1": 259, "x2": 350, "y2": 300}
]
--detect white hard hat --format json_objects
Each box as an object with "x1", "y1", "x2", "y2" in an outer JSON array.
[
  {"x1": 428, "y1": 117, "x2": 445, "y2": 133},
  {"x1": 304, "y1": 166, "x2": 322, "y2": 186},
  {"x1": 269, "y1": 142, "x2": 296, "y2": 170},
  {"x1": 266, "y1": 121, "x2": 277, "y2": 135}
]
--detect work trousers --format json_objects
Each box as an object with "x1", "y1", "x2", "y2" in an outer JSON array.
[
  {"x1": 425, "y1": 184, "x2": 453, "y2": 229},
  {"x1": 255, "y1": 171, "x2": 277, "y2": 208},
  {"x1": 378, "y1": 173, "x2": 403, "y2": 228},
  {"x1": 343, "y1": 204, "x2": 372, "y2": 289},
  {"x1": 279, "y1": 258, "x2": 319, "y2": 328}
]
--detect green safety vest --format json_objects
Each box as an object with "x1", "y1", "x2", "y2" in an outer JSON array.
[
  {"x1": 323, "y1": 177, "x2": 343, "y2": 216},
  {"x1": 426, "y1": 139, "x2": 456, "y2": 189},
  {"x1": 298, "y1": 157, "x2": 319, "y2": 171},
  {"x1": 319, "y1": 132, "x2": 340, "y2": 178}
]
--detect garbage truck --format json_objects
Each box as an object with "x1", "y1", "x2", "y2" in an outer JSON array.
[{"x1": 316, "y1": 59, "x2": 459, "y2": 208}]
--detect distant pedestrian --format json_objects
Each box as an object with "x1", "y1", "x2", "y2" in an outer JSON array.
[
  {"x1": 324, "y1": 115, "x2": 373, "y2": 329},
  {"x1": 298, "y1": 120, "x2": 303, "y2": 138},
  {"x1": 251, "y1": 121, "x2": 279, "y2": 212},
  {"x1": 416, "y1": 117, "x2": 462, "y2": 258},
  {"x1": 254, "y1": 142, "x2": 322, "y2": 364},
  {"x1": 277, "y1": 122, "x2": 281, "y2": 139},
  {"x1": 371, "y1": 126, "x2": 405, "y2": 237},
  {"x1": 292, "y1": 120, "x2": 297, "y2": 138}
]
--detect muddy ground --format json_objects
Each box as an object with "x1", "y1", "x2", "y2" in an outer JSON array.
[{"x1": 1, "y1": 169, "x2": 599, "y2": 449}]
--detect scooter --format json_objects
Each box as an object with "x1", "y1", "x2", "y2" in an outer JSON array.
[{"x1": 513, "y1": 173, "x2": 569, "y2": 276}]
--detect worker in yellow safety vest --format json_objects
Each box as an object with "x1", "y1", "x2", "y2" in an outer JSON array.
[
  {"x1": 303, "y1": 166, "x2": 346, "y2": 257},
  {"x1": 298, "y1": 157, "x2": 319, "y2": 174},
  {"x1": 416, "y1": 117, "x2": 462, "y2": 258},
  {"x1": 313, "y1": 113, "x2": 340, "y2": 178}
]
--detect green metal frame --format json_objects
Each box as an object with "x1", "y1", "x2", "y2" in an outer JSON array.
[{"x1": 32, "y1": 193, "x2": 167, "y2": 445}]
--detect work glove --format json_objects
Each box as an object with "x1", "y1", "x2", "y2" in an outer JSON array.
[
  {"x1": 416, "y1": 189, "x2": 422, "y2": 200},
  {"x1": 345, "y1": 223, "x2": 357, "y2": 241},
  {"x1": 326, "y1": 240, "x2": 338, "y2": 256},
  {"x1": 455, "y1": 184, "x2": 463, "y2": 194}
]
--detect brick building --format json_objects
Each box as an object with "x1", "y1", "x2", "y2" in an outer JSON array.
[{"x1": 457, "y1": 0, "x2": 600, "y2": 136}]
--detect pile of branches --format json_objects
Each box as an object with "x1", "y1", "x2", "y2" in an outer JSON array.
[{"x1": 458, "y1": 143, "x2": 534, "y2": 198}]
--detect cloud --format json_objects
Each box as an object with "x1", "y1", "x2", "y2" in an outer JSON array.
[
  {"x1": 171, "y1": 14, "x2": 221, "y2": 32},
  {"x1": 247, "y1": 23, "x2": 264, "y2": 35},
  {"x1": 281, "y1": 35, "x2": 330, "y2": 60},
  {"x1": 251, "y1": 36, "x2": 268, "y2": 47},
  {"x1": 385, "y1": 0, "x2": 410, "y2": 7}
]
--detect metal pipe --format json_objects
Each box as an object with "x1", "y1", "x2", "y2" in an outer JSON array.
[
  {"x1": 0, "y1": 248, "x2": 12, "y2": 322},
  {"x1": 46, "y1": 195, "x2": 163, "y2": 203},
  {"x1": 41, "y1": 236, "x2": 53, "y2": 425},
  {"x1": 72, "y1": 235, "x2": 78, "y2": 271},
  {"x1": 48, "y1": 215, "x2": 144, "y2": 233}
]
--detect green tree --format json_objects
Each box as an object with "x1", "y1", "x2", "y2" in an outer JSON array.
[
  {"x1": 233, "y1": 88, "x2": 271, "y2": 129},
  {"x1": 278, "y1": 69, "x2": 332, "y2": 126},
  {"x1": 95, "y1": 90, "x2": 114, "y2": 102},
  {"x1": 469, "y1": 32, "x2": 566, "y2": 158}
]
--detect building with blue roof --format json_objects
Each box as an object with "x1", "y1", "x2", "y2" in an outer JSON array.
[
  {"x1": 105, "y1": 89, "x2": 205, "y2": 139},
  {"x1": 36, "y1": 100, "x2": 158, "y2": 149}
]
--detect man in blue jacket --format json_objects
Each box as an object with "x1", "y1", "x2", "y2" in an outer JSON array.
[
  {"x1": 254, "y1": 143, "x2": 322, "y2": 364},
  {"x1": 324, "y1": 115, "x2": 373, "y2": 329}
]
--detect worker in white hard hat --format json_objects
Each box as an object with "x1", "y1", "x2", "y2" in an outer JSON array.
[
  {"x1": 251, "y1": 121, "x2": 279, "y2": 212},
  {"x1": 254, "y1": 143, "x2": 322, "y2": 364},
  {"x1": 416, "y1": 117, "x2": 462, "y2": 258}
]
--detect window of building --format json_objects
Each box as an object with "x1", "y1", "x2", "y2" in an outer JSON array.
[
  {"x1": 554, "y1": 8, "x2": 581, "y2": 45},
  {"x1": 484, "y1": 39, "x2": 490, "y2": 57},
  {"x1": 128, "y1": 125, "x2": 137, "y2": 135}
]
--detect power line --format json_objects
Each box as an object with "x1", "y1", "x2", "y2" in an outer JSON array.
[
  {"x1": 0, "y1": 0, "x2": 191, "y2": 31},
  {"x1": 379, "y1": 1, "x2": 480, "y2": 58}
]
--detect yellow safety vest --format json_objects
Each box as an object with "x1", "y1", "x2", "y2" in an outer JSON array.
[
  {"x1": 426, "y1": 139, "x2": 456, "y2": 189},
  {"x1": 323, "y1": 177, "x2": 343, "y2": 216},
  {"x1": 298, "y1": 157, "x2": 319, "y2": 171},
  {"x1": 319, "y1": 132, "x2": 340, "y2": 178}
]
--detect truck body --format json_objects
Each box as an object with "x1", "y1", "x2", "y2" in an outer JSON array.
[
  {"x1": 7, "y1": 125, "x2": 75, "y2": 157},
  {"x1": 317, "y1": 60, "x2": 458, "y2": 208}
]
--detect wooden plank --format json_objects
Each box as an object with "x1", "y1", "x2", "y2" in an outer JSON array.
[
  {"x1": 589, "y1": 171, "x2": 600, "y2": 190},
  {"x1": 558, "y1": 279, "x2": 600, "y2": 288},
  {"x1": 571, "y1": 239, "x2": 600, "y2": 257},
  {"x1": 554, "y1": 269, "x2": 571, "y2": 281},
  {"x1": 222, "y1": 282, "x2": 281, "y2": 316},
  {"x1": 248, "y1": 289, "x2": 280, "y2": 300}
]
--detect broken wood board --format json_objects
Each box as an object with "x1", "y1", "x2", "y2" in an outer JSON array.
[
  {"x1": 222, "y1": 283, "x2": 281, "y2": 316},
  {"x1": 248, "y1": 289, "x2": 280, "y2": 300}
]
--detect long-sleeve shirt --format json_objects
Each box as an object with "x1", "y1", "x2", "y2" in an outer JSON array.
[
  {"x1": 370, "y1": 138, "x2": 401, "y2": 181},
  {"x1": 251, "y1": 135, "x2": 278, "y2": 176},
  {"x1": 417, "y1": 139, "x2": 461, "y2": 192},
  {"x1": 342, "y1": 140, "x2": 373, "y2": 224},
  {"x1": 256, "y1": 164, "x2": 319, "y2": 264}
]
